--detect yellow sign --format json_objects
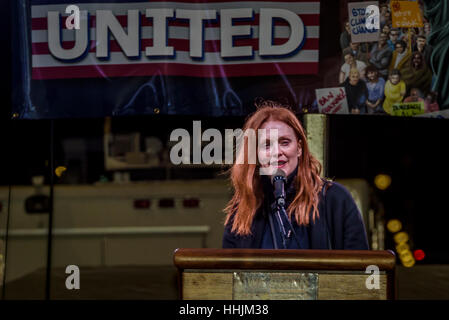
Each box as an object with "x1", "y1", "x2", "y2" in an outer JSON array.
[
  {"x1": 392, "y1": 101, "x2": 425, "y2": 117},
  {"x1": 391, "y1": 1, "x2": 423, "y2": 28}
]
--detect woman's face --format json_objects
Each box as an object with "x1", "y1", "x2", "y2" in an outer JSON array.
[
  {"x1": 258, "y1": 120, "x2": 301, "y2": 177},
  {"x1": 344, "y1": 54, "x2": 354, "y2": 65}
]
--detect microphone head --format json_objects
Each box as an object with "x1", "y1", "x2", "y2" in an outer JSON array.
[{"x1": 270, "y1": 168, "x2": 286, "y2": 185}]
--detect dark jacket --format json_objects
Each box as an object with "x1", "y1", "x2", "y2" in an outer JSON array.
[
  {"x1": 342, "y1": 78, "x2": 369, "y2": 114},
  {"x1": 222, "y1": 177, "x2": 369, "y2": 250},
  {"x1": 369, "y1": 43, "x2": 393, "y2": 78}
]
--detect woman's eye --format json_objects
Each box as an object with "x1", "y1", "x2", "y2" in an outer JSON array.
[{"x1": 280, "y1": 140, "x2": 289, "y2": 146}]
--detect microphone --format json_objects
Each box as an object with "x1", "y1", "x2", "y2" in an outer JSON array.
[
  {"x1": 271, "y1": 169, "x2": 286, "y2": 207},
  {"x1": 270, "y1": 168, "x2": 301, "y2": 249}
]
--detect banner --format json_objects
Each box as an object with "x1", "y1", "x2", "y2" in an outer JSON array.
[
  {"x1": 12, "y1": 0, "x2": 321, "y2": 119},
  {"x1": 315, "y1": 87, "x2": 348, "y2": 114},
  {"x1": 348, "y1": 1, "x2": 379, "y2": 44},
  {"x1": 31, "y1": 0, "x2": 320, "y2": 80}
]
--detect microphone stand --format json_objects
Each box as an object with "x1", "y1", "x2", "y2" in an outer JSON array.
[
  {"x1": 270, "y1": 169, "x2": 301, "y2": 249},
  {"x1": 272, "y1": 197, "x2": 301, "y2": 249}
]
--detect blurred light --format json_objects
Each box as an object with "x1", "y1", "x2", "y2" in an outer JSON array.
[
  {"x1": 414, "y1": 249, "x2": 426, "y2": 261},
  {"x1": 55, "y1": 166, "x2": 67, "y2": 177},
  {"x1": 183, "y1": 198, "x2": 200, "y2": 208},
  {"x1": 159, "y1": 198, "x2": 175, "y2": 208},
  {"x1": 387, "y1": 217, "x2": 416, "y2": 267},
  {"x1": 394, "y1": 231, "x2": 409, "y2": 244},
  {"x1": 134, "y1": 199, "x2": 151, "y2": 209},
  {"x1": 387, "y1": 219, "x2": 402, "y2": 233},
  {"x1": 401, "y1": 252, "x2": 416, "y2": 268},
  {"x1": 374, "y1": 174, "x2": 392, "y2": 190},
  {"x1": 396, "y1": 241, "x2": 410, "y2": 254}
]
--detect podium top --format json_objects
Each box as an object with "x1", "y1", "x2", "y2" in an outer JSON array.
[{"x1": 174, "y1": 248, "x2": 396, "y2": 271}]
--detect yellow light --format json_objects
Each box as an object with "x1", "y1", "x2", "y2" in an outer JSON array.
[
  {"x1": 387, "y1": 217, "x2": 416, "y2": 268},
  {"x1": 400, "y1": 251, "x2": 416, "y2": 268},
  {"x1": 374, "y1": 174, "x2": 392, "y2": 190},
  {"x1": 55, "y1": 166, "x2": 67, "y2": 177},
  {"x1": 394, "y1": 231, "x2": 409, "y2": 244},
  {"x1": 396, "y1": 242, "x2": 410, "y2": 254},
  {"x1": 387, "y1": 219, "x2": 402, "y2": 233}
]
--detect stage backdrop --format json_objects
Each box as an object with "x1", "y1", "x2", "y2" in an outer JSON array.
[{"x1": 12, "y1": 0, "x2": 323, "y2": 118}]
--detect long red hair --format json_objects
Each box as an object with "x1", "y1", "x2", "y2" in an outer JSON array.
[{"x1": 224, "y1": 102, "x2": 324, "y2": 236}]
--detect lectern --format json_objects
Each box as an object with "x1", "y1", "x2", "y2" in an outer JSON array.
[{"x1": 173, "y1": 248, "x2": 396, "y2": 300}]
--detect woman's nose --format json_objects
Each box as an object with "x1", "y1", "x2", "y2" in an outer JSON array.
[{"x1": 274, "y1": 143, "x2": 283, "y2": 157}]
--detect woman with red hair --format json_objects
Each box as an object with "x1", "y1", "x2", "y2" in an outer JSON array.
[{"x1": 223, "y1": 101, "x2": 369, "y2": 249}]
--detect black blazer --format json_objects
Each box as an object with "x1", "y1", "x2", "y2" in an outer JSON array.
[{"x1": 222, "y1": 182, "x2": 369, "y2": 250}]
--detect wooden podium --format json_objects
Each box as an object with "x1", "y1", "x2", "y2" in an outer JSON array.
[{"x1": 174, "y1": 248, "x2": 396, "y2": 300}]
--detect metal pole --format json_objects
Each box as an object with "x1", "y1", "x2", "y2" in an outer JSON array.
[{"x1": 303, "y1": 114, "x2": 329, "y2": 177}]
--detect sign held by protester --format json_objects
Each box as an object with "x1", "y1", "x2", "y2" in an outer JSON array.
[
  {"x1": 316, "y1": 87, "x2": 349, "y2": 114},
  {"x1": 391, "y1": 1, "x2": 423, "y2": 28},
  {"x1": 392, "y1": 101, "x2": 425, "y2": 116},
  {"x1": 348, "y1": 1, "x2": 380, "y2": 43}
]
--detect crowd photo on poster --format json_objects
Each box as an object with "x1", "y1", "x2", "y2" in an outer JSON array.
[{"x1": 326, "y1": 0, "x2": 440, "y2": 116}]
